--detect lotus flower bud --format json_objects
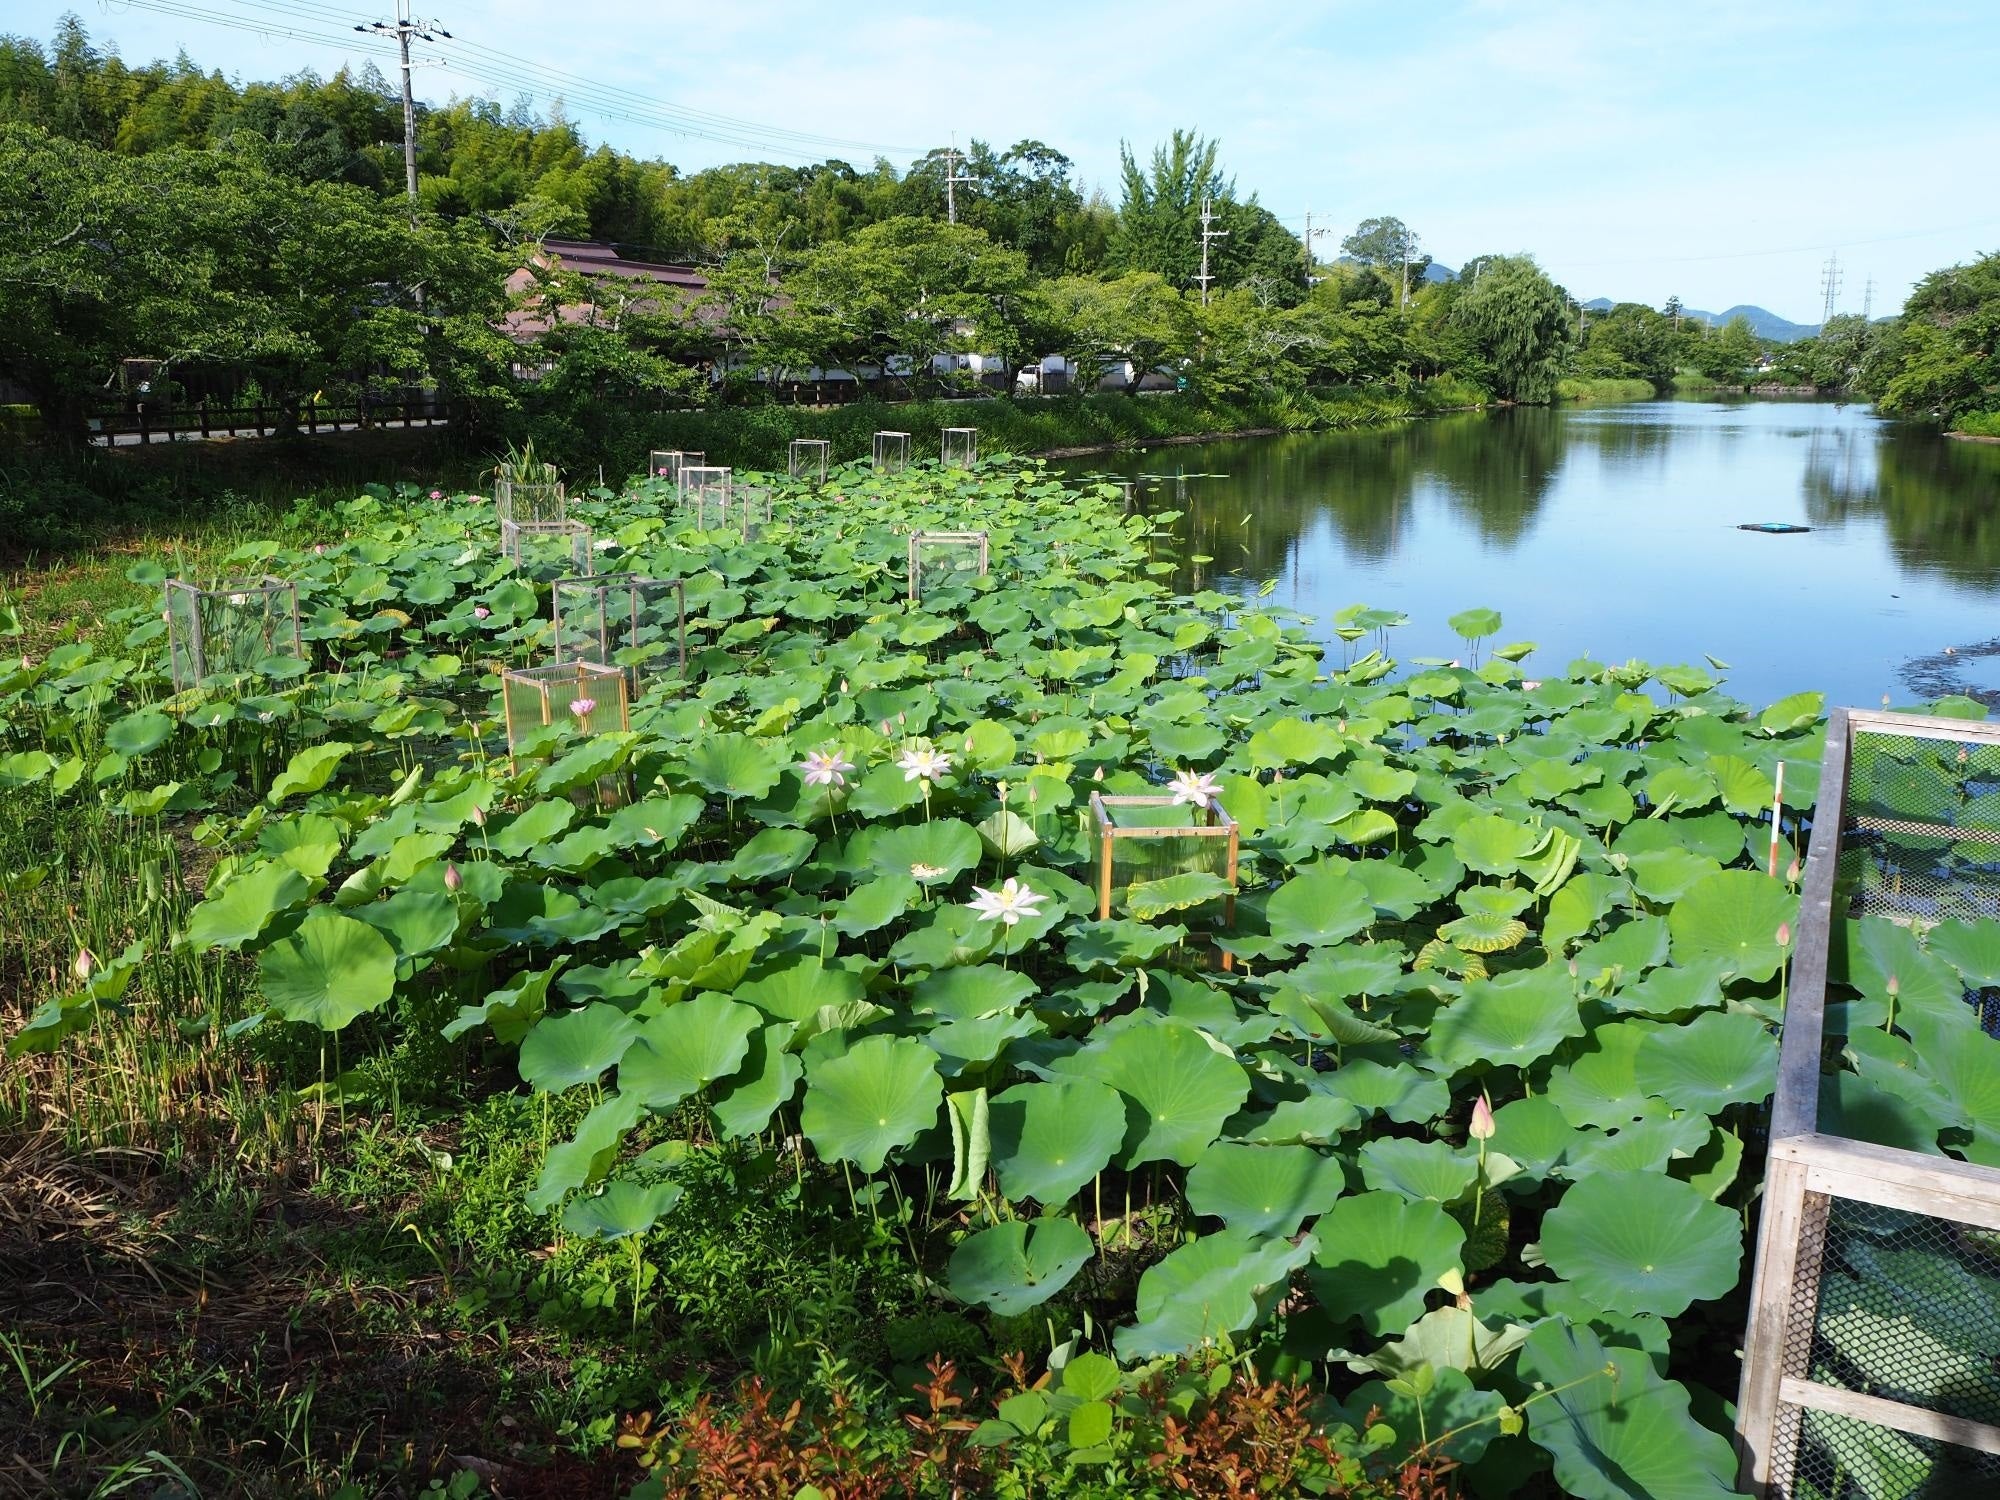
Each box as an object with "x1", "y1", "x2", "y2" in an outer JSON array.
[
  {"x1": 72, "y1": 947, "x2": 98, "y2": 983},
  {"x1": 469, "y1": 804, "x2": 486, "y2": 827},
  {"x1": 1886, "y1": 974, "x2": 1899, "y2": 998},
  {"x1": 1777, "y1": 921, "x2": 1791, "y2": 947},
  {"x1": 1786, "y1": 857, "x2": 1801, "y2": 883},
  {"x1": 444, "y1": 862, "x2": 463, "y2": 892},
  {"x1": 1469, "y1": 1092, "x2": 1496, "y2": 1141}
]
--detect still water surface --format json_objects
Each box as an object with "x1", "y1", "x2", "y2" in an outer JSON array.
[{"x1": 1056, "y1": 400, "x2": 2000, "y2": 711}]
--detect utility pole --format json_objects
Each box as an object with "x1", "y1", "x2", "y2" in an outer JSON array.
[
  {"x1": 1196, "y1": 195, "x2": 1229, "y2": 306},
  {"x1": 359, "y1": 2, "x2": 451, "y2": 221},
  {"x1": 936, "y1": 140, "x2": 974, "y2": 225},
  {"x1": 1303, "y1": 212, "x2": 1330, "y2": 284},
  {"x1": 1819, "y1": 252, "x2": 1843, "y2": 327}
]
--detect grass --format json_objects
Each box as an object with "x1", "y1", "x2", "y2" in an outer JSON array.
[
  {"x1": 1951, "y1": 409, "x2": 2000, "y2": 438},
  {"x1": 1555, "y1": 376, "x2": 1657, "y2": 402}
]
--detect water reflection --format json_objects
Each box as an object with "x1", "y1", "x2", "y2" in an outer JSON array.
[{"x1": 1055, "y1": 399, "x2": 2000, "y2": 709}]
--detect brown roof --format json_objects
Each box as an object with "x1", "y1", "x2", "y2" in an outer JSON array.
[{"x1": 501, "y1": 239, "x2": 722, "y2": 341}]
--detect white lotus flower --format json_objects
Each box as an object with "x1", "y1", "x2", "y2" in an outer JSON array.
[
  {"x1": 1168, "y1": 767, "x2": 1222, "y2": 810},
  {"x1": 967, "y1": 877, "x2": 1046, "y2": 927},
  {"x1": 896, "y1": 745, "x2": 953, "y2": 782},
  {"x1": 799, "y1": 748, "x2": 855, "y2": 788}
]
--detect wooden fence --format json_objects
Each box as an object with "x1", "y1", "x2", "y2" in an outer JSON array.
[
  {"x1": 1736, "y1": 707, "x2": 2000, "y2": 1495},
  {"x1": 86, "y1": 395, "x2": 450, "y2": 446}
]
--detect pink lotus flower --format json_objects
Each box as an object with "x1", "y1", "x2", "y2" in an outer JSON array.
[
  {"x1": 656, "y1": 466, "x2": 670, "y2": 477},
  {"x1": 570, "y1": 696, "x2": 597, "y2": 719},
  {"x1": 444, "y1": 862, "x2": 463, "y2": 892},
  {"x1": 472, "y1": 606, "x2": 491, "y2": 620},
  {"x1": 429, "y1": 489, "x2": 444, "y2": 501},
  {"x1": 799, "y1": 749, "x2": 855, "y2": 788},
  {"x1": 1469, "y1": 1092, "x2": 1496, "y2": 1141}
]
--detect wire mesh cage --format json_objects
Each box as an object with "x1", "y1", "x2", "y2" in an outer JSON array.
[
  {"x1": 678, "y1": 465, "x2": 733, "y2": 527},
  {"x1": 874, "y1": 430, "x2": 910, "y2": 473},
  {"x1": 500, "y1": 519, "x2": 593, "y2": 575},
  {"x1": 1738, "y1": 708, "x2": 2000, "y2": 1497},
  {"x1": 647, "y1": 449, "x2": 686, "y2": 484},
  {"x1": 552, "y1": 576, "x2": 687, "y2": 692},
  {"x1": 1088, "y1": 793, "x2": 1240, "y2": 931},
  {"x1": 942, "y1": 427, "x2": 978, "y2": 469},
  {"x1": 495, "y1": 465, "x2": 565, "y2": 525},
  {"x1": 164, "y1": 576, "x2": 303, "y2": 689},
  {"x1": 907, "y1": 529, "x2": 990, "y2": 602},
  {"x1": 500, "y1": 660, "x2": 629, "y2": 756},
  {"x1": 733, "y1": 483, "x2": 775, "y2": 536},
  {"x1": 789, "y1": 438, "x2": 830, "y2": 484}
]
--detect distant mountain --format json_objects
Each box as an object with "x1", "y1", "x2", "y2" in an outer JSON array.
[{"x1": 1581, "y1": 297, "x2": 1819, "y2": 343}]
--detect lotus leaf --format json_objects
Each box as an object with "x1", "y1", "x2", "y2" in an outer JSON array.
[
  {"x1": 947, "y1": 1216, "x2": 1092, "y2": 1315},
  {"x1": 1185, "y1": 1142, "x2": 1345, "y2": 1236},
  {"x1": 258, "y1": 909, "x2": 397, "y2": 1030},
  {"x1": 1340, "y1": 1366, "x2": 1507, "y2": 1464},
  {"x1": 1428, "y1": 967, "x2": 1583, "y2": 1072},
  {"x1": 560, "y1": 1178, "x2": 684, "y2": 1241},
  {"x1": 1265, "y1": 864, "x2": 1375, "y2": 948},
  {"x1": 1308, "y1": 1191, "x2": 1463, "y2": 1337},
  {"x1": 1666, "y1": 869, "x2": 1794, "y2": 981},
  {"x1": 1538, "y1": 1170, "x2": 1741, "y2": 1317},
  {"x1": 800, "y1": 1034, "x2": 943, "y2": 1172},
  {"x1": 620, "y1": 995, "x2": 760, "y2": 1109},
  {"x1": 709, "y1": 1025, "x2": 804, "y2": 1138},
  {"x1": 1116, "y1": 1228, "x2": 1317, "y2": 1360},
  {"x1": 519, "y1": 1003, "x2": 642, "y2": 1092},
  {"x1": 1052, "y1": 1021, "x2": 1248, "y2": 1168},
  {"x1": 1633, "y1": 1010, "x2": 1777, "y2": 1114},
  {"x1": 187, "y1": 862, "x2": 309, "y2": 950}
]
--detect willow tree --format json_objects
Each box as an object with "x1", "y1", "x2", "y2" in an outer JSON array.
[{"x1": 1451, "y1": 254, "x2": 1573, "y2": 403}]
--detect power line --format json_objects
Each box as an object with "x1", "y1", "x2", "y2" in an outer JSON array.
[
  {"x1": 1819, "y1": 251, "x2": 1842, "y2": 326},
  {"x1": 95, "y1": 0, "x2": 931, "y2": 162}
]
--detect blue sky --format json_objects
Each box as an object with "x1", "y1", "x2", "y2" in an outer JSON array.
[{"x1": 19, "y1": 1, "x2": 2000, "y2": 321}]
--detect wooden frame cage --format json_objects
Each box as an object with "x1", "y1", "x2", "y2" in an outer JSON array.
[
  {"x1": 1737, "y1": 707, "x2": 2000, "y2": 1496},
  {"x1": 677, "y1": 465, "x2": 732, "y2": 526},
  {"x1": 733, "y1": 483, "x2": 775, "y2": 535},
  {"x1": 942, "y1": 427, "x2": 978, "y2": 469},
  {"x1": 164, "y1": 576, "x2": 302, "y2": 689},
  {"x1": 789, "y1": 438, "x2": 830, "y2": 484},
  {"x1": 907, "y1": 529, "x2": 990, "y2": 602},
  {"x1": 500, "y1": 519, "x2": 593, "y2": 574},
  {"x1": 647, "y1": 449, "x2": 686, "y2": 483},
  {"x1": 551, "y1": 575, "x2": 687, "y2": 692},
  {"x1": 1088, "y1": 792, "x2": 1239, "y2": 936},
  {"x1": 874, "y1": 430, "x2": 910, "y2": 473},
  {"x1": 500, "y1": 660, "x2": 629, "y2": 756},
  {"x1": 495, "y1": 466, "x2": 565, "y2": 525}
]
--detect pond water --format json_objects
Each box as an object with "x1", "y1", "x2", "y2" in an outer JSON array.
[{"x1": 1054, "y1": 399, "x2": 2000, "y2": 712}]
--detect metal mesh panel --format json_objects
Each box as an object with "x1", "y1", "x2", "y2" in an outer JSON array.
[
  {"x1": 1770, "y1": 1192, "x2": 2000, "y2": 1497},
  {"x1": 1842, "y1": 728, "x2": 2000, "y2": 925}
]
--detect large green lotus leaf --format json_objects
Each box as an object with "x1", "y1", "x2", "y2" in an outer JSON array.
[
  {"x1": 709, "y1": 1024, "x2": 804, "y2": 1138},
  {"x1": 619, "y1": 995, "x2": 760, "y2": 1109},
  {"x1": 1308, "y1": 1192, "x2": 1464, "y2": 1337},
  {"x1": 989, "y1": 1077, "x2": 1127, "y2": 1205},
  {"x1": 890, "y1": 904, "x2": 1003, "y2": 969},
  {"x1": 1758, "y1": 690, "x2": 1824, "y2": 736},
  {"x1": 354, "y1": 888, "x2": 460, "y2": 961},
  {"x1": 1709, "y1": 753, "x2": 1776, "y2": 815},
  {"x1": 444, "y1": 960, "x2": 564, "y2": 1046},
  {"x1": 519, "y1": 1003, "x2": 642, "y2": 1092},
  {"x1": 1246, "y1": 716, "x2": 1344, "y2": 769},
  {"x1": 734, "y1": 959, "x2": 865, "y2": 1023},
  {"x1": 1544, "y1": 1020, "x2": 1655, "y2": 1127},
  {"x1": 1349, "y1": 1302, "x2": 1534, "y2": 1381},
  {"x1": 1573, "y1": 916, "x2": 1670, "y2": 987},
  {"x1": 1916, "y1": 1029, "x2": 2000, "y2": 1165},
  {"x1": 258, "y1": 909, "x2": 397, "y2": 1030},
  {"x1": 801, "y1": 1034, "x2": 943, "y2": 1173},
  {"x1": 829, "y1": 873, "x2": 918, "y2": 937},
  {"x1": 1340, "y1": 1367, "x2": 1507, "y2": 1465},
  {"x1": 105, "y1": 709, "x2": 174, "y2": 757},
  {"x1": 1633, "y1": 1010, "x2": 1777, "y2": 1114},
  {"x1": 187, "y1": 861, "x2": 309, "y2": 950},
  {"x1": 527, "y1": 1091, "x2": 643, "y2": 1213},
  {"x1": 1322, "y1": 1060, "x2": 1449, "y2": 1124},
  {"x1": 1052, "y1": 1021, "x2": 1249, "y2": 1168},
  {"x1": 1357, "y1": 1137, "x2": 1478, "y2": 1202},
  {"x1": 680, "y1": 732, "x2": 786, "y2": 798},
  {"x1": 1924, "y1": 917, "x2": 2000, "y2": 989},
  {"x1": 267, "y1": 741, "x2": 354, "y2": 801},
  {"x1": 1624, "y1": 847, "x2": 1722, "y2": 906},
  {"x1": 925, "y1": 1011, "x2": 1040, "y2": 1076},
  {"x1": 727, "y1": 827, "x2": 817, "y2": 882},
  {"x1": 1268, "y1": 988, "x2": 1399, "y2": 1046},
  {"x1": 1519, "y1": 1320, "x2": 1740, "y2": 1500},
  {"x1": 858, "y1": 819, "x2": 983, "y2": 883},
  {"x1": 1451, "y1": 813, "x2": 1543, "y2": 876},
  {"x1": 1185, "y1": 1142, "x2": 1346, "y2": 1236},
  {"x1": 1115, "y1": 1228, "x2": 1317, "y2": 1360},
  {"x1": 560, "y1": 1178, "x2": 683, "y2": 1241},
  {"x1": 911, "y1": 964, "x2": 1038, "y2": 1022},
  {"x1": 1427, "y1": 967, "x2": 1584, "y2": 1072},
  {"x1": 488, "y1": 798, "x2": 576, "y2": 858},
  {"x1": 1489, "y1": 1095, "x2": 1585, "y2": 1179},
  {"x1": 1542, "y1": 872, "x2": 1631, "y2": 954},
  {"x1": 1264, "y1": 863, "x2": 1375, "y2": 948},
  {"x1": 1538, "y1": 1171, "x2": 1741, "y2": 1317},
  {"x1": 1124, "y1": 871, "x2": 1233, "y2": 920},
  {"x1": 1605, "y1": 957, "x2": 1731, "y2": 1018},
  {"x1": 604, "y1": 794, "x2": 704, "y2": 852},
  {"x1": 1561, "y1": 1111, "x2": 1709, "y2": 1178},
  {"x1": 1846, "y1": 915, "x2": 1962, "y2": 1018},
  {"x1": 1666, "y1": 870, "x2": 1794, "y2": 981},
  {"x1": 1231, "y1": 1088, "x2": 1364, "y2": 1146},
  {"x1": 947, "y1": 1216, "x2": 1092, "y2": 1316}
]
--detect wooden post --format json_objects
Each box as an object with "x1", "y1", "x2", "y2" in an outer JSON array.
[
  {"x1": 1767, "y1": 760, "x2": 1786, "y2": 877},
  {"x1": 1735, "y1": 1154, "x2": 1817, "y2": 1495}
]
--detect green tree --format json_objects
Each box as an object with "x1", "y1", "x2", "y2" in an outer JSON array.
[
  {"x1": 1873, "y1": 252, "x2": 2000, "y2": 423},
  {"x1": 1039, "y1": 274, "x2": 1197, "y2": 395},
  {"x1": 1449, "y1": 254, "x2": 1572, "y2": 402},
  {"x1": 1575, "y1": 302, "x2": 1677, "y2": 388},
  {"x1": 1341, "y1": 216, "x2": 1430, "y2": 301}
]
